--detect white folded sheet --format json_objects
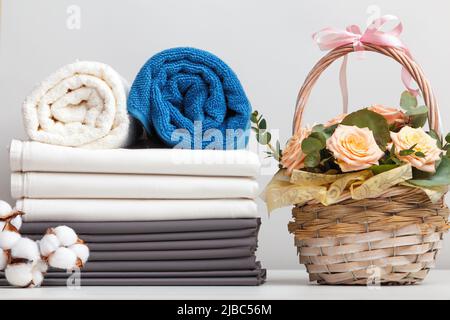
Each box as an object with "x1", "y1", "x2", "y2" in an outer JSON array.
[
  {"x1": 22, "y1": 61, "x2": 134, "y2": 148},
  {"x1": 10, "y1": 140, "x2": 260, "y2": 177},
  {"x1": 11, "y1": 172, "x2": 259, "y2": 199},
  {"x1": 16, "y1": 199, "x2": 258, "y2": 221}
]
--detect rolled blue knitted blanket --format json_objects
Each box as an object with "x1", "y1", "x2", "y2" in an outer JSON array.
[{"x1": 128, "y1": 47, "x2": 251, "y2": 149}]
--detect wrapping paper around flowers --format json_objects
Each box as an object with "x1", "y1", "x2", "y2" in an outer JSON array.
[{"x1": 262, "y1": 164, "x2": 448, "y2": 212}]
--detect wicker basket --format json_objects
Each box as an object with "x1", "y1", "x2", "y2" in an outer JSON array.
[{"x1": 289, "y1": 43, "x2": 449, "y2": 285}]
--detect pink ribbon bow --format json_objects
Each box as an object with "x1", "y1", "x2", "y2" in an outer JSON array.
[{"x1": 313, "y1": 15, "x2": 418, "y2": 113}]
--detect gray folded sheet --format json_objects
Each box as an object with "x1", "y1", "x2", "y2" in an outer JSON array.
[
  {"x1": 56, "y1": 257, "x2": 258, "y2": 272},
  {"x1": 89, "y1": 247, "x2": 255, "y2": 261},
  {"x1": 30, "y1": 267, "x2": 267, "y2": 286},
  {"x1": 85, "y1": 237, "x2": 257, "y2": 251},
  {"x1": 21, "y1": 218, "x2": 261, "y2": 234},
  {"x1": 44, "y1": 268, "x2": 264, "y2": 278},
  {"x1": 26, "y1": 228, "x2": 258, "y2": 243},
  {"x1": 38, "y1": 276, "x2": 266, "y2": 286}
]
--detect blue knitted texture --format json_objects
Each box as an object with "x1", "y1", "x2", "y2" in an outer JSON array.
[{"x1": 127, "y1": 47, "x2": 251, "y2": 149}]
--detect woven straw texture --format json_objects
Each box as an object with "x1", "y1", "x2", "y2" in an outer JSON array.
[
  {"x1": 289, "y1": 186, "x2": 449, "y2": 285},
  {"x1": 288, "y1": 44, "x2": 448, "y2": 285}
]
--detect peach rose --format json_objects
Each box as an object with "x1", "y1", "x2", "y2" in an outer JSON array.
[
  {"x1": 326, "y1": 125, "x2": 385, "y2": 172},
  {"x1": 281, "y1": 128, "x2": 311, "y2": 175},
  {"x1": 324, "y1": 113, "x2": 347, "y2": 128},
  {"x1": 390, "y1": 126, "x2": 442, "y2": 173},
  {"x1": 368, "y1": 105, "x2": 408, "y2": 128}
]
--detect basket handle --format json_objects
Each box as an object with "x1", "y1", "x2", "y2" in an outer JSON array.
[{"x1": 292, "y1": 44, "x2": 441, "y2": 136}]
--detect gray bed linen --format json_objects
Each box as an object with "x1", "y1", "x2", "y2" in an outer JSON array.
[
  {"x1": 38, "y1": 275, "x2": 266, "y2": 286},
  {"x1": 43, "y1": 268, "x2": 265, "y2": 279},
  {"x1": 25, "y1": 228, "x2": 259, "y2": 243},
  {"x1": 88, "y1": 247, "x2": 255, "y2": 261},
  {"x1": 21, "y1": 218, "x2": 261, "y2": 234},
  {"x1": 65, "y1": 257, "x2": 258, "y2": 272},
  {"x1": 83, "y1": 237, "x2": 257, "y2": 251}
]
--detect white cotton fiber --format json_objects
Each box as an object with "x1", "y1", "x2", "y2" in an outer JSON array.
[
  {"x1": 0, "y1": 201, "x2": 12, "y2": 218},
  {"x1": 48, "y1": 247, "x2": 77, "y2": 269},
  {"x1": 69, "y1": 243, "x2": 89, "y2": 264},
  {"x1": 0, "y1": 250, "x2": 8, "y2": 270},
  {"x1": 0, "y1": 231, "x2": 21, "y2": 250},
  {"x1": 10, "y1": 237, "x2": 40, "y2": 261},
  {"x1": 5, "y1": 263, "x2": 33, "y2": 287},
  {"x1": 39, "y1": 233, "x2": 61, "y2": 256},
  {"x1": 53, "y1": 226, "x2": 78, "y2": 246}
]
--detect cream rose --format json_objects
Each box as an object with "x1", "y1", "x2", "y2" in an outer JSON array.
[
  {"x1": 368, "y1": 105, "x2": 408, "y2": 128},
  {"x1": 326, "y1": 125, "x2": 385, "y2": 172},
  {"x1": 281, "y1": 128, "x2": 311, "y2": 175},
  {"x1": 390, "y1": 126, "x2": 442, "y2": 173}
]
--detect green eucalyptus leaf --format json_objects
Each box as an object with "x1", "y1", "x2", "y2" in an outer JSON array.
[
  {"x1": 400, "y1": 90, "x2": 418, "y2": 110},
  {"x1": 341, "y1": 109, "x2": 390, "y2": 148},
  {"x1": 409, "y1": 156, "x2": 450, "y2": 187},
  {"x1": 309, "y1": 132, "x2": 327, "y2": 147},
  {"x1": 323, "y1": 124, "x2": 338, "y2": 137},
  {"x1": 370, "y1": 164, "x2": 400, "y2": 175},
  {"x1": 250, "y1": 112, "x2": 258, "y2": 123},
  {"x1": 259, "y1": 119, "x2": 267, "y2": 130},
  {"x1": 428, "y1": 130, "x2": 442, "y2": 148},
  {"x1": 256, "y1": 132, "x2": 271, "y2": 145},
  {"x1": 301, "y1": 137, "x2": 323, "y2": 154},
  {"x1": 406, "y1": 105, "x2": 428, "y2": 116},
  {"x1": 409, "y1": 113, "x2": 428, "y2": 128},
  {"x1": 275, "y1": 141, "x2": 282, "y2": 161},
  {"x1": 304, "y1": 152, "x2": 320, "y2": 168},
  {"x1": 312, "y1": 124, "x2": 325, "y2": 133},
  {"x1": 446, "y1": 133, "x2": 450, "y2": 144},
  {"x1": 406, "y1": 105, "x2": 428, "y2": 128}
]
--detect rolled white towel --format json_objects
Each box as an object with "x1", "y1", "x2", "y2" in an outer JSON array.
[{"x1": 22, "y1": 61, "x2": 134, "y2": 148}]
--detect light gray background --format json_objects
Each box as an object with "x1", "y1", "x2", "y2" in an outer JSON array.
[{"x1": 0, "y1": 0, "x2": 449, "y2": 269}]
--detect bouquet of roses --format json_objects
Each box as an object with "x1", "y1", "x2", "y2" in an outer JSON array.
[{"x1": 254, "y1": 91, "x2": 450, "y2": 211}]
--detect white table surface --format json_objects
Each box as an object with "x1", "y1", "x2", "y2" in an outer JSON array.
[{"x1": 1, "y1": 270, "x2": 449, "y2": 300}]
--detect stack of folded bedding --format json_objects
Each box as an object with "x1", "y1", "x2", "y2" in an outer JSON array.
[
  {"x1": 9, "y1": 140, "x2": 265, "y2": 286},
  {"x1": 3, "y1": 48, "x2": 265, "y2": 286}
]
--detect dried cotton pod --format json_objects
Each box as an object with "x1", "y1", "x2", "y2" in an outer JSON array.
[
  {"x1": 10, "y1": 215, "x2": 22, "y2": 231},
  {"x1": 69, "y1": 243, "x2": 90, "y2": 265}
]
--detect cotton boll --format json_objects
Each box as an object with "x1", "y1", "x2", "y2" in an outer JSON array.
[
  {"x1": 0, "y1": 250, "x2": 8, "y2": 270},
  {"x1": 48, "y1": 247, "x2": 77, "y2": 269},
  {"x1": 4, "y1": 263, "x2": 33, "y2": 287},
  {"x1": 0, "y1": 201, "x2": 12, "y2": 218},
  {"x1": 31, "y1": 269, "x2": 44, "y2": 287},
  {"x1": 11, "y1": 237, "x2": 40, "y2": 262},
  {"x1": 39, "y1": 234, "x2": 60, "y2": 257},
  {"x1": 0, "y1": 230, "x2": 21, "y2": 250},
  {"x1": 34, "y1": 260, "x2": 48, "y2": 273},
  {"x1": 53, "y1": 226, "x2": 78, "y2": 246},
  {"x1": 69, "y1": 243, "x2": 89, "y2": 264},
  {"x1": 0, "y1": 221, "x2": 5, "y2": 231},
  {"x1": 10, "y1": 215, "x2": 22, "y2": 231}
]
